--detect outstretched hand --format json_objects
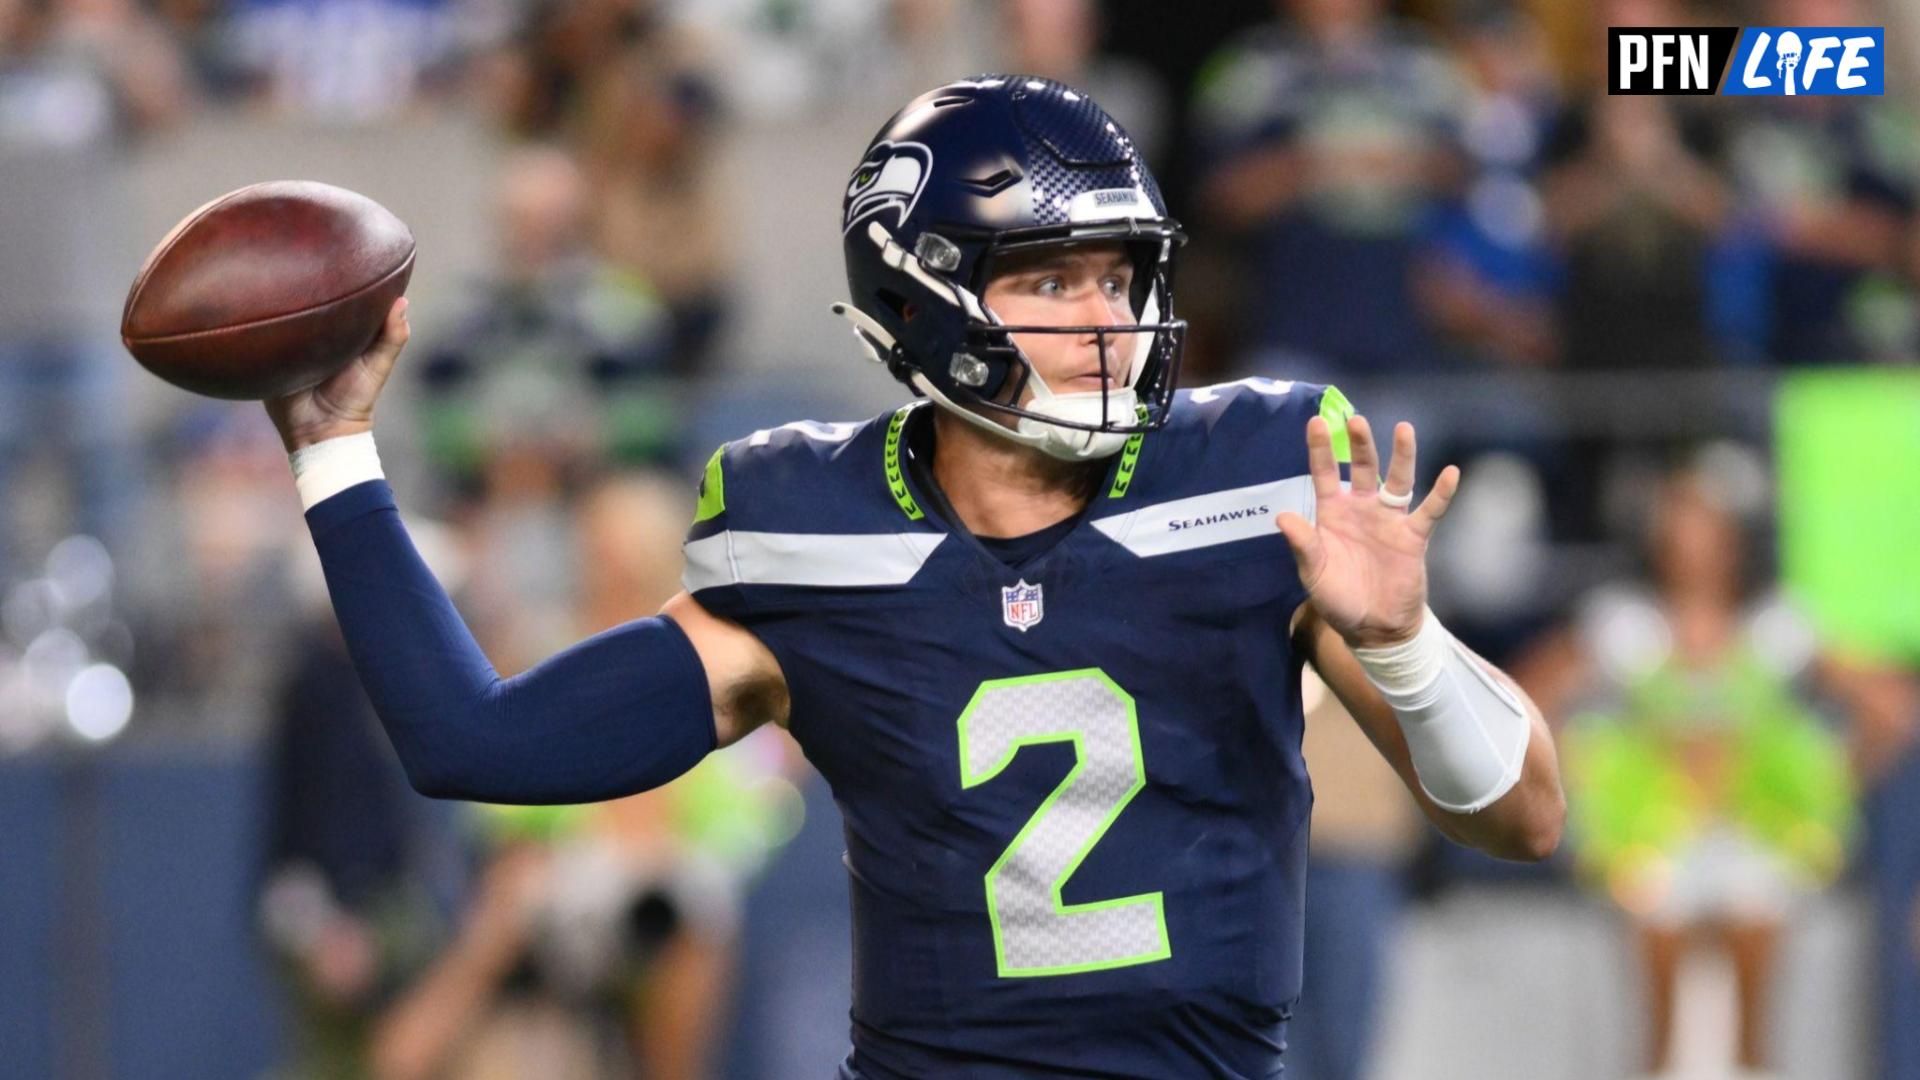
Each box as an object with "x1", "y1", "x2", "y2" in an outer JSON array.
[
  {"x1": 264, "y1": 297, "x2": 411, "y2": 453},
  {"x1": 1274, "y1": 415, "x2": 1459, "y2": 649}
]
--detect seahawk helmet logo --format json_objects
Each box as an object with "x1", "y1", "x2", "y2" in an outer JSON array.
[
  {"x1": 1001, "y1": 579, "x2": 1044, "y2": 632},
  {"x1": 843, "y1": 141, "x2": 933, "y2": 235}
]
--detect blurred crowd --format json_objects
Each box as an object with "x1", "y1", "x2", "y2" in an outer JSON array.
[{"x1": 3, "y1": 0, "x2": 1920, "y2": 1078}]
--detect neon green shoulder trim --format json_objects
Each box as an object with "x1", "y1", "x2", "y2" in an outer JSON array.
[
  {"x1": 885, "y1": 406, "x2": 925, "y2": 521},
  {"x1": 1107, "y1": 404, "x2": 1149, "y2": 499},
  {"x1": 693, "y1": 445, "x2": 726, "y2": 524},
  {"x1": 1319, "y1": 385, "x2": 1355, "y2": 464}
]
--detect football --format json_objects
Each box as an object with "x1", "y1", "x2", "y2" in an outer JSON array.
[{"x1": 120, "y1": 180, "x2": 415, "y2": 400}]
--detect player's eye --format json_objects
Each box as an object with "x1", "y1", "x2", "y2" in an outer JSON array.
[
  {"x1": 1101, "y1": 276, "x2": 1127, "y2": 300},
  {"x1": 1035, "y1": 276, "x2": 1064, "y2": 297}
]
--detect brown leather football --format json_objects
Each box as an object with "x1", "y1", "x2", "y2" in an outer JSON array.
[{"x1": 121, "y1": 180, "x2": 415, "y2": 400}]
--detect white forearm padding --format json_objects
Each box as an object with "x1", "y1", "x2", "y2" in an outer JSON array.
[{"x1": 1353, "y1": 614, "x2": 1532, "y2": 814}]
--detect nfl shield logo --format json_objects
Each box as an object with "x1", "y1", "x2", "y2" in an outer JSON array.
[{"x1": 1001, "y1": 580, "x2": 1044, "y2": 632}]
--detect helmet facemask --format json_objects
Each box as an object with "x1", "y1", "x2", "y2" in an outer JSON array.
[{"x1": 836, "y1": 219, "x2": 1186, "y2": 461}]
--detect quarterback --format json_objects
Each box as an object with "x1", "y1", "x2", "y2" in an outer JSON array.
[{"x1": 269, "y1": 77, "x2": 1563, "y2": 1078}]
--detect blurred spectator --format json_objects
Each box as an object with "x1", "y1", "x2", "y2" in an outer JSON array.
[
  {"x1": 573, "y1": 469, "x2": 694, "y2": 631},
  {"x1": 367, "y1": 469, "x2": 793, "y2": 1080},
  {"x1": 415, "y1": 143, "x2": 679, "y2": 504},
  {"x1": 473, "y1": 0, "x2": 667, "y2": 140},
  {"x1": 259, "y1": 615, "x2": 468, "y2": 1078},
  {"x1": 676, "y1": 0, "x2": 985, "y2": 121},
  {"x1": 149, "y1": 0, "x2": 249, "y2": 96},
  {"x1": 1413, "y1": 4, "x2": 1562, "y2": 368},
  {"x1": 1540, "y1": 90, "x2": 1728, "y2": 372},
  {"x1": 258, "y1": 506, "x2": 471, "y2": 1078},
  {"x1": 1425, "y1": 449, "x2": 1554, "y2": 650},
  {"x1": 719, "y1": 765, "x2": 851, "y2": 1080},
  {"x1": 996, "y1": 0, "x2": 1169, "y2": 166},
  {"x1": 1515, "y1": 461, "x2": 1858, "y2": 1078},
  {"x1": 1829, "y1": 657, "x2": 1920, "y2": 1080},
  {"x1": 1191, "y1": 0, "x2": 1469, "y2": 375},
  {"x1": 1292, "y1": 667, "x2": 1424, "y2": 1080},
  {"x1": 571, "y1": 466, "x2": 806, "y2": 898},
  {"x1": 1532, "y1": 4, "x2": 1736, "y2": 545},
  {"x1": 452, "y1": 442, "x2": 579, "y2": 676},
  {"x1": 568, "y1": 469, "x2": 824, "y2": 1080},
  {"x1": 574, "y1": 25, "x2": 733, "y2": 376},
  {"x1": 121, "y1": 406, "x2": 304, "y2": 733},
  {"x1": 435, "y1": 403, "x2": 680, "y2": 682},
  {"x1": 0, "y1": 0, "x2": 190, "y2": 581},
  {"x1": 222, "y1": 0, "x2": 482, "y2": 122},
  {"x1": 367, "y1": 800, "x2": 736, "y2": 1080},
  {"x1": 1710, "y1": 0, "x2": 1919, "y2": 365},
  {"x1": 1534, "y1": 0, "x2": 1736, "y2": 373}
]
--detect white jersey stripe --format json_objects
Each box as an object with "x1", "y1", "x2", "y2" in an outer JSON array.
[
  {"x1": 684, "y1": 530, "x2": 947, "y2": 590},
  {"x1": 1091, "y1": 476, "x2": 1314, "y2": 558}
]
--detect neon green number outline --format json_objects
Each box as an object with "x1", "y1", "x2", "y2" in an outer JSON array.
[{"x1": 956, "y1": 668, "x2": 1171, "y2": 977}]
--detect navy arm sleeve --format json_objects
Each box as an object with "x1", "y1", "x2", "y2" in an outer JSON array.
[{"x1": 305, "y1": 479, "x2": 716, "y2": 804}]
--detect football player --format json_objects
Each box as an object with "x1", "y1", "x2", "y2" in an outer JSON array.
[{"x1": 268, "y1": 77, "x2": 1564, "y2": 1079}]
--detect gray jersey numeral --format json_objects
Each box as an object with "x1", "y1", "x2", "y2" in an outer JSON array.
[{"x1": 957, "y1": 669, "x2": 1171, "y2": 977}]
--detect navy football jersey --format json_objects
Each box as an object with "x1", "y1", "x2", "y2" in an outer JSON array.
[{"x1": 684, "y1": 378, "x2": 1355, "y2": 1080}]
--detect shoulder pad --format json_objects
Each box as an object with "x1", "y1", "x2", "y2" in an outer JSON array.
[
  {"x1": 686, "y1": 415, "x2": 900, "y2": 541},
  {"x1": 1102, "y1": 378, "x2": 1351, "y2": 505},
  {"x1": 1173, "y1": 377, "x2": 1353, "y2": 460},
  {"x1": 683, "y1": 407, "x2": 948, "y2": 603}
]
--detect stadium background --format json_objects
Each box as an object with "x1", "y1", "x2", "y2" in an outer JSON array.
[{"x1": 2, "y1": 0, "x2": 1918, "y2": 1077}]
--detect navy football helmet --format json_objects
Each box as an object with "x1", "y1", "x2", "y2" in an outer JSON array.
[{"x1": 833, "y1": 76, "x2": 1187, "y2": 460}]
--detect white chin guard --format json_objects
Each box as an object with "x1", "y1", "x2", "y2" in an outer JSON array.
[{"x1": 1015, "y1": 387, "x2": 1137, "y2": 461}]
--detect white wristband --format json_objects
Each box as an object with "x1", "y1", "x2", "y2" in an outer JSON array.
[
  {"x1": 289, "y1": 431, "x2": 384, "y2": 511},
  {"x1": 1350, "y1": 608, "x2": 1531, "y2": 814},
  {"x1": 1349, "y1": 608, "x2": 1449, "y2": 698}
]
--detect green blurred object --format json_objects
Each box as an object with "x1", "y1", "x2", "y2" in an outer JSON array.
[
  {"x1": 1568, "y1": 649, "x2": 1854, "y2": 890},
  {"x1": 477, "y1": 802, "x2": 595, "y2": 844},
  {"x1": 1566, "y1": 716, "x2": 1698, "y2": 878},
  {"x1": 671, "y1": 751, "x2": 807, "y2": 874},
  {"x1": 1777, "y1": 368, "x2": 1920, "y2": 662},
  {"x1": 474, "y1": 748, "x2": 805, "y2": 873}
]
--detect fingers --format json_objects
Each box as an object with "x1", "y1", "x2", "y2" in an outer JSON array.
[
  {"x1": 1347, "y1": 415, "x2": 1379, "y2": 495},
  {"x1": 1383, "y1": 421, "x2": 1416, "y2": 500},
  {"x1": 1409, "y1": 464, "x2": 1461, "y2": 538},
  {"x1": 1304, "y1": 416, "x2": 1340, "y2": 500},
  {"x1": 360, "y1": 297, "x2": 411, "y2": 380},
  {"x1": 1274, "y1": 511, "x2": 1324, "y2": 588}
]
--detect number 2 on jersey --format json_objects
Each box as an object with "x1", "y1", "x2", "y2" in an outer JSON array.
[{"x1": 957, "y1": 669, "x2": 1171, "y2": 977}]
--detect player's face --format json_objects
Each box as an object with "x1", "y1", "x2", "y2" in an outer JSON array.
[{"x1": 981, "y1": 242, "x2": 1137, "y2": 402}]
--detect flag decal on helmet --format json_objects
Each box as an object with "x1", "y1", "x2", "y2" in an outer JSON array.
[{"x1": 844, "y1": 141, "x2": 934, "y2": 235}]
